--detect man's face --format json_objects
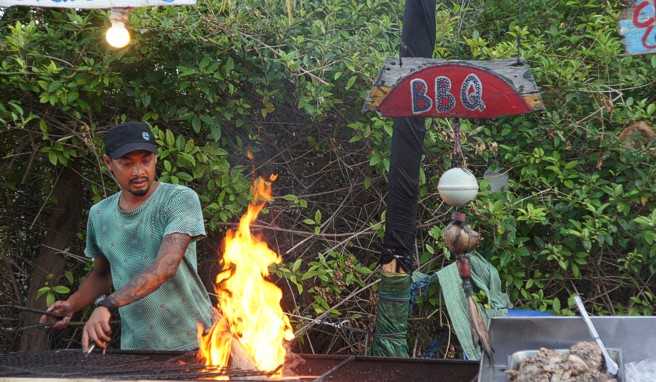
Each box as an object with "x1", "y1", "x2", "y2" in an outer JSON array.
[{"x1": 104, "y1": 151, "x2": 157, "y2": 196}]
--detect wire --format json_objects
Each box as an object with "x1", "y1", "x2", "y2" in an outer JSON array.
[
  {"x1": 455, "y1": 0, "x2": 471, "y2": 44},
  {"x1": 451, "y1": 118, "x2": 465, "y2": 168},
  {"x1": 516, "y1": 0, "x2": 524, "y2": 64}
]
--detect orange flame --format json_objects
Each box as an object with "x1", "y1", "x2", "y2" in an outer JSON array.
[{"x1": 197, "y1": 176, "x2": 294, "y2": 372}]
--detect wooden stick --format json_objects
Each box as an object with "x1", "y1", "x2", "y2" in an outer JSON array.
[
  {"x1": 211, "y1": 311, "x2": 257, "y2": 371},
  {"x1": 229, "y1": 336, "x2": 257, "y2": 371}
]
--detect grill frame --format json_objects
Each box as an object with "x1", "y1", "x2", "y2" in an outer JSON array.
[{"x1": 0, "y1": 350, "x2": 479, "y2": 382}]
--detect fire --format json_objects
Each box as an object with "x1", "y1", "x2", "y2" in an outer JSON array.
[{"x1": 197, "y1": 176, "x2": 294, "y2": 372}]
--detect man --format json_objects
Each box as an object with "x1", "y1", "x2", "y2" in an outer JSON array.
[{"x1": 41, "y1": 122, "x2": 214, "y2": 351}]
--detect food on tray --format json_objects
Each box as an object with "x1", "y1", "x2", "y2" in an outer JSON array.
[{"x1": 507, "y1": 341, "x2": 617, "y2": 382}]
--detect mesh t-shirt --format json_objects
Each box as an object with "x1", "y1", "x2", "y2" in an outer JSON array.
[{"x1": 85, "y1": 182, "x2": 213, "y2": 350}]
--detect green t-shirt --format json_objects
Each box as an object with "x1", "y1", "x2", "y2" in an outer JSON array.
[{"x1": 85, "y1": 182, "x2": 213, "y2": 350}]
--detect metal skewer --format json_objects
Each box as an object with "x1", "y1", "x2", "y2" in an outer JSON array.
[
  {"x1": 85, "y1": 344, "x2": 96, "y2": 357},
  {"x1": 0, "y1": 304, "x2": 63, "y2": 318},
  {"x1": 574, "y1": 295, "x2": 619, "y2": 376}
]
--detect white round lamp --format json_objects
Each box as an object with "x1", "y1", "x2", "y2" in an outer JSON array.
[
  {"x1": 106, "y1": 22, "x2": 130, "y2": 48},
  {"x1": 106, "y1": 9, "x2": 130, "y2": 49},
  {"x1": 437, "y1": 167, "x2": 479, "y2": 206}
]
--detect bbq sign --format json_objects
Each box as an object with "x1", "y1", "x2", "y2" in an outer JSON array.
[
  {"x1": 364, "y1": 58, "x2": 544, "y2": 119},
  {"x1": 411, "y1": 73, "x2": 486, "y2": 115}
]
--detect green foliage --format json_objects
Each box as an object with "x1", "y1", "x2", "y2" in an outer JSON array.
[
  {"x1": 0, "y1": 5, "x2": 254, "y2": 221},
  {"x1": 151, "y1": 127, "x2": 250, "y2": 229},
  {"x1": 274, "y1": 251, "x2": 373, "y2": 317},
  {"x1": 302, "y1": 210, "x2": 323, "y2": 234},
  {"x1": 36, "y1": 284, "x2": 71, "y2": 307},
  {"x1": 415, "y1": 0, "x2": 654, "y2": 316},
  {"x1": 279, "y1": 194, "x2": 308, "y2": 209}
]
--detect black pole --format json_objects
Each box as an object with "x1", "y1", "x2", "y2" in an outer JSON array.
[
  {"x1": 380, "y1": 0, "x2": 436, "y2": 273},
  {"x1": 371, "y1": 0, "x2": 436, "y2": 358}
]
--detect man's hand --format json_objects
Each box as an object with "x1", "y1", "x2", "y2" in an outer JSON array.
[
  {"x1": 82, "y1": 307, "x2": 112, "y2": 352},
  {"x1": 40, "y1": 255, "x2": 113, "y2": 333},
  {"x1": 39, "y1": 300, "x2": 73, "y2": 330}
]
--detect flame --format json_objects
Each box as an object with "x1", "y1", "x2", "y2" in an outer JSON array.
[{"x1": 197, "y1": 176, "x2": 294, "y2": 372}]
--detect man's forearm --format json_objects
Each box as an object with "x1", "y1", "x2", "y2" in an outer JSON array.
[
  {"x1": 105, "y1": 233, "x2": 191, "y2": 308},
  {"x1": 105, "y1": 262, "x2": 174, "y2": 308},
  {"x1": 67, "y1": 269, "x2": 112, "y2": 312}
]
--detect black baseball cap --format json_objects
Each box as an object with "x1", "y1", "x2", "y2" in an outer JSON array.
[{"x1": 104, "y1": 122, "x2": 157, "y2": 159}]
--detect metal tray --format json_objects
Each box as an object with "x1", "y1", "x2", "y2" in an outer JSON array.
[
  {"x1": 507, "y1": 348, "x2": 624, "y2": 381},
  {"x1": 477, "y1": 316, "x2": 656, "y2": 382}
]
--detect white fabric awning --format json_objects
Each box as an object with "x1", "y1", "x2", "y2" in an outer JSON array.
[{"x1": 0, "y1": 0, "x2": 194, "y2": 9}]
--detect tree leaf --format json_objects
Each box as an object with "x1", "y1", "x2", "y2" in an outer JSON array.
[
  {"x1": 281, "y1": 194, "x2": 298, "y2": 202},
  {"x1": 648, "y1": 103, "x2": 656, "y2": 116},
  {"x1": 292, "y1": 258, "x2": 302, "y2": 272},
  {"x1": 191, "y1": 116, "x2": 202, "y2": 133},
  {"x1": 36, "y1": 287, "x2": 51, "y2": 299},
  {"x1": 64, "y1": 271, "x2": 74, "y2": 284},
  {"x1": 166, "y1": 130, "x2": 175, "y2": 146},
  {"x1": 552, "y1": 298, "x2": 561, "y2": 313},
  {"x1": 178, "y1": 152, "x2": 196, "y2": 167},
  {"x1": 53, "y1": 285, "x2": 70, "y2": 294},
  {"x1": 48, "y1": 151, "x2": 58, "y2": 166}
]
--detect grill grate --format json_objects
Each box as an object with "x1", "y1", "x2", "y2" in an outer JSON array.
[
  {"x1": 0, "y1": 350, "x2": 275, "y2": 380},
  {"x1": 0, "y1": 350, "x2": 479, "y2": 382}
]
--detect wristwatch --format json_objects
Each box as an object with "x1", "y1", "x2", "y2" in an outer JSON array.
[{"x1": 94, "y1": 295, "x2": 118, "y2": 317}]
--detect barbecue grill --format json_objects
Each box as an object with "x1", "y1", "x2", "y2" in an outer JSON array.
[{"x1": 0, "y1": 350, "x2": 479, "y2": 382}]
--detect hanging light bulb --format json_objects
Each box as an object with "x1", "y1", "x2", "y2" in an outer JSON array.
[{"x1": 106, "y1": 8, "x2": 130, "y2": 49}]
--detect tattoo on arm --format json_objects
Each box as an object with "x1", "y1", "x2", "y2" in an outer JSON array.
[{"x1": 107, "y1": 233, "x2": 192, "y2": 308}]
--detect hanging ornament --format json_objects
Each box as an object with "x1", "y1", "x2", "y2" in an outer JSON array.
[
  {"x1": 443, "y1": 212, "x2": 481, "y2": 254},
  {"x1": 442, "y1": 212, "x2": 492, "y2": 357},
  {"x1": 437, "y1": 118, "x2": 479, "y2": 206},
  {"x1": 438, "y1": 167, "x2": 479, "y2": 206},
  {"x1": 436, "y1": 119, "x2": 493, "y2": 357}
]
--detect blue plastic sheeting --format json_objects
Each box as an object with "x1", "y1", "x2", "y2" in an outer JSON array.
[
  {"x1": 618, "y1": 0, "x2": 656, "y2": 55},
  {"x1": 507, "y1": 308, "x2": 553, "y2": 317}
]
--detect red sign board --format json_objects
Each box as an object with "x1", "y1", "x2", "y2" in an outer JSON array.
[{"x1": 364, "y1": 58, "x2": 544, "y2": 119}]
